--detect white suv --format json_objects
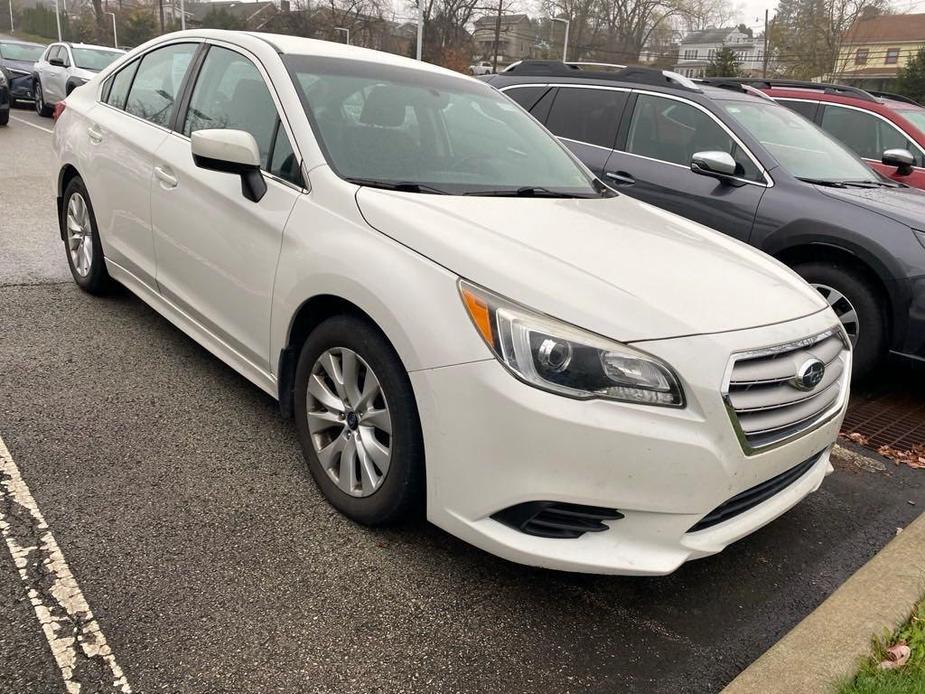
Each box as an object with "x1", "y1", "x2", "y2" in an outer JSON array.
[
  {"x1": 33, "y1": 42, "x2": 124, "y2": 116},
  {"x1": 53, "y1": 30, "x2": 851, "y2": 575}
]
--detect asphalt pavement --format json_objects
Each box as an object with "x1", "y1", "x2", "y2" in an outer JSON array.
[{"x1": 1, "y1": 104, "x2": 924, "y2": 694}]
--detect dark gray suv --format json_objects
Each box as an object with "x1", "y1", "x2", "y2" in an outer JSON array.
[{"x1": 484, "y1": 61, "x2": 925, "y2": 377}]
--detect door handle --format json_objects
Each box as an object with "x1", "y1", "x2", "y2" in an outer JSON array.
[
  {"x1": 87, "y1": 125, "x2": 103, "y2": 144},
  {"x1": 154, "y1": 165, "x2": 178, "y2": 189},
  {"x1": 605, "y1": 171, "x2": 635, "y2": 186}
]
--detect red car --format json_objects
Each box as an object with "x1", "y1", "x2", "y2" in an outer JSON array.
[{"x1": 710, "y1": 79, "x2": 925, "y2": 189}]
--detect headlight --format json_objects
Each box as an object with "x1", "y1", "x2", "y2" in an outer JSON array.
[
  {"x1": 8, "y1": 68, "x2": 30, "y2": 77},
  {"x1": 459, "y1": 280, "x2": 685, "y2": 407}
]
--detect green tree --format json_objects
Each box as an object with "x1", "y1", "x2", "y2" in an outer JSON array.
[
  {"x1": 896, "y1": 48, "x2": 925, "y2": 105},
  {"x1": 200, "y1": 8, "x2": 245, "y2": 30},
  {"x1": 705, "y1": 45, "x2": 741, "y2": 77}
]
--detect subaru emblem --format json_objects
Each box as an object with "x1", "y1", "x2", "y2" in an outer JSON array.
[{"x1": 794, "y1": 358, "x2": 826, "y2": 391}]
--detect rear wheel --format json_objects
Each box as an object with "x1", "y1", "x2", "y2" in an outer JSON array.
[
  {"x1": 34, "y1": 81, "x2": 52, "y2": 117},
  {"x1": 793, "y1": 261, "x2": 885, "y2": 378},
  {"x1": 293, "y1": 315, "x2": 425, "y2": 526},
  {"x1": 62, "y1": 176, "x2": 112, "y2": 294}
]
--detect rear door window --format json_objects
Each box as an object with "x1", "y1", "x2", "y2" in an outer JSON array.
[
  {"x1": 777, "y1": 99, "x2": 819, "y2": 122},
  {"x1": 124, "y1": 43, "x2": 197, "y2": 128},
  {"x1": 105, "y1": 60, "x2": 139, "y2": 110},
  {"x1": 545, "y1": 87, "x2": 625, "y2": 149},
  {"x1": 503, "y1": 86, "x2": 547, "y2": 111}
]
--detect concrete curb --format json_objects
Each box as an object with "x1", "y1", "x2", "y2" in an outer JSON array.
[{"x1": 722, "y1": 510, "x2": 925, "y2": 694}]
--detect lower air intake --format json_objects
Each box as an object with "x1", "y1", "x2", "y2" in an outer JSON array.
[
  {"x1": 687, "y1": 451, "x2": 823, "y2": 533},
  {"x1": 492, "y1": 501, "x2": 623, "y2": 539}
]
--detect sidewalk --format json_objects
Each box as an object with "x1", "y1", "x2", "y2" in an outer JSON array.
[{"x1": 723, "y1": 510, "x2": 925, "y2": 693}]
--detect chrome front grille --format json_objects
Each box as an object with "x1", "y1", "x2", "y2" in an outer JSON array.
[{"x1": 723, "y1": 328, "x2": 851, "y2": 454}]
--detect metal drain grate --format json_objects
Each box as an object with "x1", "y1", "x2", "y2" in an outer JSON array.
[{"x1": 842, "y1": 366, "x2": 925, "y2": 450}]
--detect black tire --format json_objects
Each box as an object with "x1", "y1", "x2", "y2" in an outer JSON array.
[
  {"x1": 34, "y1": 81, "x2": 52, "y2": 117},
  {"x1": 62, "y1": 176, "x2": 113, "y2": 294},
  {"x1": 0, "y1": 108, "x2": 8, "y2": 126},
  {"x1": 793, "y1": 261, "x2": 886, "y2": 378},
  {"x1": 293, "y1": 315, "x2": 425, "y2": 526}
]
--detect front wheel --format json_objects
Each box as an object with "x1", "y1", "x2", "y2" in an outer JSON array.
[
  {"x1": 793, "y1": 261, "x2": 886, "y2": 378},
  {"x1": 293, "y1": 315, "x2": 425, "y2": 526},
  {"x1": 62, "y1": 177, "x2": 113, "y2": 294},
  {"x1": 34, "y1": 81, "x2": 52, "y2": 117}
]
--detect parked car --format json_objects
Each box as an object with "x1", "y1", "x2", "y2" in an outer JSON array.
[
  {"x1": 0, "y1": 39, "x2": 46, "y2": 105},
  {"x1": 708, "y1": 79, "x2": 925, "y2": 190},
  {"x1": 54, "y1": 30, "x2": 850, "y2": 576},
  {"x1": 484, "y1": 61, "x2": 925, "y2": 377},
  {"x1": 33, "y1": 42, "x2": 124, "y2": 117},
  {"x1": 469, "y1": 60, "x2": 494, "y2": 75},
  {"x1": 0, "y1": 71, "x2": 9, "y2": 126}
]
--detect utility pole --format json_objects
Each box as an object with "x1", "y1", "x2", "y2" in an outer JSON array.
[
  {"x1": 415, "y1": 0, "x2": 423, "y2": 60},
  {"x1": 8, "y1": 0, "x2": 13, "y2": 33},
  {"x1": 106, "y1": 10, "x2": 116, "y2": 46},
  {"x1": 158, "y1": 0, "x2": 164, "y2": 35},
  {"x1": 491, "y1": 0, "x2": 502, "y2": 73},
  {"x1": 54, "y1": 0, "x2": 62, "y2": 40},
  {"x1": 550, "y1": 17, "x2": 569, "y2": 62},
  {"x1": 762, "y1": 8, "x2": 769, "y2": 78}
]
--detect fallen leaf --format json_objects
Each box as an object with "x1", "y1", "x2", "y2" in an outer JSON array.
[
  {"x1": 878, "y1": 642, "x2": 911, "y2": 670},
  {"x1": 843, "y1": 431, "x2": 871, "y2": 446},
  {"x1": 876, "y1": 443, "x2": 925, "y2": 470}
]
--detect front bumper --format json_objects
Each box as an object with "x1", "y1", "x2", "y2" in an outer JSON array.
[
  {"x1": 8, "y1": 73, "x2": 33, "y2": 101},
  {"x1": 411, "y1": 309, "x2": 847, "y2": 575}
]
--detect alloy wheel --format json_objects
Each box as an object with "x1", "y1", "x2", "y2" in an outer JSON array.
[
  {"x1": 305, "y1": 347, "x2": 392, "y2": 498},
  {"x1": 34, "y1": 85, "x2": 43, "y2": 115},
  {"x1": 812, "y1": 283, "x2": 859, "y2": 346},
  {"x1": 66, "y1": 193, "x2": 93, "y2": 277}
]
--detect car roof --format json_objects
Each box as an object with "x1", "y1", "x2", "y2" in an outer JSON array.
[
  {"x1": 487, "y1": 64, "x2": 775, "y2": 108},
  {"x1": 64, "y1": 42, "x2": 124, "y2": 52},
  {"x1": 177, "y1": 29, "x2": 463, "y2": 81}
]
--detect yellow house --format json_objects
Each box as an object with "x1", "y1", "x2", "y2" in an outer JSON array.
[{"x1": 835, "y1": 13, "x2": 925, "y2": 90}]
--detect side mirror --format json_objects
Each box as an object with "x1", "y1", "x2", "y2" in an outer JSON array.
[
  {"x1": 882, "y1": 148, "x2": 915, "y2": 176},
  {"x1": 49, "y1": 57, "x2": 66, "y2": 67},
  {"x1": 690, "y1": 150, "x2": 743, "y2": 186},
  {"x1": 191, "y1": 129, "x2": 267, "y2": 203}
]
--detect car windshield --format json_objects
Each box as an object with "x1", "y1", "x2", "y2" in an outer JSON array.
[
  {"x1": 282, "y1": 55, "x2": 604, "y2": 197},
  {"x1": 896, "y1": 108, "x2": 925, "y2": 134},
  {"x1": 720, "y1": 99, "x2": 879, "y2": 183},
  {"x1": 0, "y1": 42, "x2": 45, "y2": 62},
  {"x1": 71, "y1": 47, "x2": 123, "y2": 71}
]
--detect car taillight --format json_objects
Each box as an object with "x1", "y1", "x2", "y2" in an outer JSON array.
[{"x1": 52, "y1": 100, "x2": 66, "y2": 122}]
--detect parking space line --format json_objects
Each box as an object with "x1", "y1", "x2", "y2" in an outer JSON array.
[
  {"x1": 0, "y1": 435, "x2": 132, "y2": 693},
  {"x1": 10, "y1": 115, "x2": 54, "y2": 134}
]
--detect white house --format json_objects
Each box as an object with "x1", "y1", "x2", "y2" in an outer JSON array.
[{"x1": 673, "y1": 27, "x2": 765, "y2": 78}]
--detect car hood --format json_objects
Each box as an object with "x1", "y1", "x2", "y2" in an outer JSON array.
[
  {"x1": 815, "y1": 183, "x2": 925, "y2": 228},
  {"x1": 1, "y1": 58, "x2": 35, "y2": 73},
  {"x1": 356, "y1": 189, "x2": 829, "y2": 342},
  {"x1": 71, "y1": 66, "x2": 99, "y2": 79}
]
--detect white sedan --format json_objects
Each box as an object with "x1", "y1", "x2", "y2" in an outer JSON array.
[{"x1": 53, "y1": 30, "x2": 850, "y2": 574}]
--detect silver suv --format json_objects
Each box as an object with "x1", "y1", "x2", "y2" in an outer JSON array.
[{"x1": 33, "y1": 42, "x2": 123, "y2": 117}]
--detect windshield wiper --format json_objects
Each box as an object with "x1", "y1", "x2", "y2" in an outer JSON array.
[
  {"x1": 345, "y1": 177, "x2": 449, "y2": 195},
  {"x1": 463, "y1": 186, "x2": 588, "y2": 198},
  {"x1": 796, "y1": 177, "x2": 848, "y2": 188}
]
